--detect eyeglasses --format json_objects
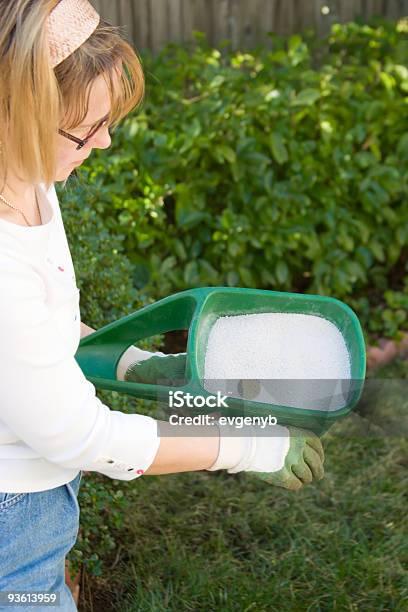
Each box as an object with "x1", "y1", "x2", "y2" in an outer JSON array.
[{"x1": 58, "y1": 115, "x2": 110, "y2": 150}]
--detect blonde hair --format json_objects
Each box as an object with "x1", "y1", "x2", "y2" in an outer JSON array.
[{"x1": 0, "y1": 0, "x2": 145, "y2": 192}]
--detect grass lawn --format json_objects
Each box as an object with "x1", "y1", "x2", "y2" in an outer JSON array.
[{"x1": 79, "y1": 358, "x2": 408, "y2": 611}]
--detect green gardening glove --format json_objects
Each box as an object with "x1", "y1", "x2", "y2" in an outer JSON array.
[
  {"x1": 116, "y1": 345, "x2": 187, "y2": 386},
  {"x1": 251, "y1": 426, "x2": 325, "y2": 491},
  {"x1": 207, "y1": 423, "x2": 324, "y2": 491}
]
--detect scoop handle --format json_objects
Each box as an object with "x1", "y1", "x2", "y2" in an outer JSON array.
[{"x1": 75, "y1": 288, "x2": 206, "y2": 394}]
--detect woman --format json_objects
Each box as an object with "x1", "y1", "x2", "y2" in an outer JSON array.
[{"x1": 0, "y1": 1, "x2": 324, "y2": 609}]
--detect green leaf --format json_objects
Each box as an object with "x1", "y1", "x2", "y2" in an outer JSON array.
[
  {"x1": 173, "y1": 240, "x2": 187, "y2": 261},
  {"x1": 396, "y1": 133, "x2": 408, "y2": 158},
  {"x1": 226, "y1": 270, "x2": 239, "y2": 286},
  {"x1": 269, "y1": 133, "x2": 289, "y2": 165},
  {"x1": 231, "y1": 162, "x2": 245, "y2": 182},
  {"x1": 346, "y1": 261, "x2": 366, "y2": 282},
  {"x1": 387, "y1": 242, "x2": 401, "y2": 265},
  {"x1": 292, "y1": 88, "x2": 321, "y2": 106},
  {"x1": 276, "y1": 261, "x2": 289, "y2": 284},
  {"x1": 370, "y1": 241, "x2": 385, "y2": 262},
  {"x1": 338, "y1": 232, "x2": 354, "y2": 252},
  {"x1": 263, "y1": 169, "x2": 274, "y2": 195},
  {"x1": 239, "y1": 266, "x2": 254, "y2": 286},
  {"x1": 214, "y1": 145, "x2": 237, "y2": 164},
  {"x1": 160, "y1": 256, "x2": 177, "y2": 274},
  {"x1": 199, "y1": 260, "x2": 218, "y2": 282},
  {"x1": 209, "y1": 75, "x2": 225, "y2": 89},
  {"x1": 356, "y1": 246, "x2": 373, "y2": 268},
  {"x1": 228, "y1": 241, "x2": 242, "y2": 257},
  {"x1": 184, "y1": 261, "x2": 198, "y2": 285},
  {"x1": 396, "y1": 227, "x2": 407, "y2": 246},
  {"x1": 175, "y1": 195, "x2": 207, "y2": 229},
  {"x1": 259, "y1": 269, "x2": 274, "y2": 285},
  {"x1": 288, "y1": 34, "x2": 303, "y2": 54}
]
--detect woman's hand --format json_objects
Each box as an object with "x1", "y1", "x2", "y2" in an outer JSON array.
[
  {"x1": 207, "y1": 423, "x2": 324, "y2": 491},
  {"x1": 116, "y1": 345, "x2": 187, "y2": 386}
]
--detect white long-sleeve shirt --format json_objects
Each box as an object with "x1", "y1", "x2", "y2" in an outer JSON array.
[{"x1": 0, "y1": 182, "x2": 160, "y2": 492}]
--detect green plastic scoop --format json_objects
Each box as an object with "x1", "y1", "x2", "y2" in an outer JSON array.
[{"x1": 75, "y1": 286, "x2": 366, "y2": 435}]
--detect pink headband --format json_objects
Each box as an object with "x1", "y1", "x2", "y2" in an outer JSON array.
[{"x1": 46, "y1": 0, "x2": 100, "y2": 68}]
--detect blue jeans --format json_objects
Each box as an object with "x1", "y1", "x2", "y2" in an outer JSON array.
[{"x1": 0, "y1": 471, "x2": 82, "y2": 610}]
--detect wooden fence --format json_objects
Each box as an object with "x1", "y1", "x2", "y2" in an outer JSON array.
[{"x1": 90, "y1": 0, "x2": 408, "y2": 52}]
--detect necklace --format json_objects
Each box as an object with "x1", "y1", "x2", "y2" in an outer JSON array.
[{"x1": 0, "y1": 188, "x2": 42, "y2": 227}]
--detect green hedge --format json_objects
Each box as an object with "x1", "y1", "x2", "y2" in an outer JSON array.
[{"x1": 76, "y1": 19, "x2": 408, "y2": 342}]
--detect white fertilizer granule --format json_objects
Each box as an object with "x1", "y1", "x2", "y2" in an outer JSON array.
[{"x1": 203, "y1": 313, "x2": 351, "y2": 411}]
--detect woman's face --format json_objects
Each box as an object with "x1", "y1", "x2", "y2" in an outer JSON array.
[{"x1": 55, "y1": 72, "x2": 116, "y2": 181}]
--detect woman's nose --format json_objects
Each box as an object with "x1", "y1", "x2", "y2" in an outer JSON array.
[{"x1": 92, "y1": 126, "x2": 111, "y2": 150}]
